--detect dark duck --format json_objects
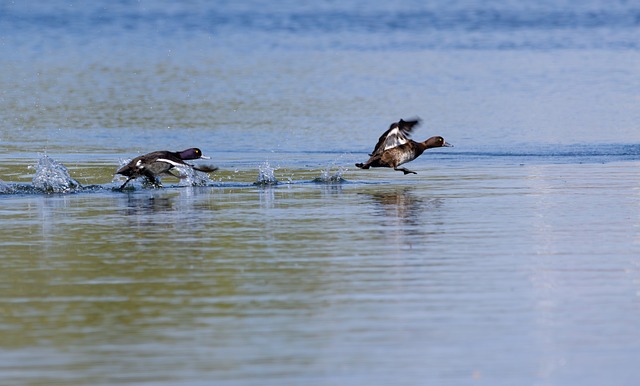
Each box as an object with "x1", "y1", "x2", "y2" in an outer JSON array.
[
  {"x1": 355, "y1": 118, "x2": 452, "y2": 175},
  {"x1": 116, "y1": 148, "x2": 217, "y2": 189}
]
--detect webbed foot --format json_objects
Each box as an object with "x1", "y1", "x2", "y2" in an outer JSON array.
[{"x1": 395, "y1": 167, "x2": 417, "y2": 175}]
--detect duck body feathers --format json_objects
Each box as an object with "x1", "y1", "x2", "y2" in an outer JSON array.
[{"x1": 356, "y1": 118, "x2": 451, "y2": 175}]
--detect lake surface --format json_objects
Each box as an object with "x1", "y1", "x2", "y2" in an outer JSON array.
[{"x1": 1, "y1": 1, "x2": 640, "y2": 385}]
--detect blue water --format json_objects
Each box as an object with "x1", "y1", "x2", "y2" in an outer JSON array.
[
  {"x1": 4, "y1": 0, "x2": 640, "y2": 50},
  {"x1": 1, "y1": 1, "x2": 640, "y2": 385}
]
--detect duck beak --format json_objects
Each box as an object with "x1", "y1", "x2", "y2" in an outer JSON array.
[
  {"x1": 443, "y1": 142, "x2": 453, "y2": 147},
  {"x1": 200, "y1": 155, "x2": 211, "y2": 159}
]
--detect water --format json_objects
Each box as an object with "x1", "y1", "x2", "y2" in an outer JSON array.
[{"x1": 1, "y1": 1, "x2": 640, "y2": 385}]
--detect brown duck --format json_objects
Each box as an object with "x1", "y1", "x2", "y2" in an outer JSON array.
[{"x1": 355, "y1": 118, "x2": 452, "y2": 175}]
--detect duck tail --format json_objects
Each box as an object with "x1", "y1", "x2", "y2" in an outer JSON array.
[{"x1": 355, "y1": 163, "x2": 369, "y2": 169}]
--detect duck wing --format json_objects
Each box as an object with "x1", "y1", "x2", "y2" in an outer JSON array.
[
  {"x1": 369, "y1": 118, "x2": 420, "y2": 156},
  {"x1": 116, "y1": 151, "x2": 180, "y2": 176},
  {"x1": 154, "y1": 156, "x2": 188, "y2": 167}
]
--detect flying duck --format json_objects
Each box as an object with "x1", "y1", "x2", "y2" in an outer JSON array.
[
  {"x1": 116, "y1": 148, "x2": 217, "y2": 189},
  {"x1": 355, "y1": 118, "x2": 452, "y2": 175}
]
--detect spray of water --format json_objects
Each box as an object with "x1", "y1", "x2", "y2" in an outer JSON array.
[
  {"x1": 31, "y1": 155, "x2": 82, "y2": 193},
  {"x1": 111, "y1": 158, "x2": 132, "y2": 187},
  {"x1": 0, "y1": 179, "x2": 13, "y2": 194},
  {"x1": 314, "y1": 156, "x2": 348, "y2": 183},
  {"x1": 174, "y1": 164, "x2": 213, "y2": 187},
  {"x1": 255, "y1": 161, "x2": 278, "y2": 185}
]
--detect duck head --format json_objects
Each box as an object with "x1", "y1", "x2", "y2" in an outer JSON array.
[
  {"x1": 424, "y1": 136, "x2": 453, "y2": 149},
  {"x1": 178, "y1": 148, "x2": 210, "y2": 160}
]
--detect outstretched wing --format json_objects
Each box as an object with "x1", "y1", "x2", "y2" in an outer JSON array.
[{"x1": 369, "y1": 118, "x2": 421, "y2": 156}]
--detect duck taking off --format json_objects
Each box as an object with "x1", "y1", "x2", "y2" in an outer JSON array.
[
  {"x1": 116, "y1": 148, "x2": 217, "y2": 189},
  {"x1": 355, "y1": 118, "x2": 452, "y2": 175}
]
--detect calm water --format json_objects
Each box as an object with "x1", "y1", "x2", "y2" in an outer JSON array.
[{"x1": 2, "y1": 1, "x2": 640, "y2": 385}]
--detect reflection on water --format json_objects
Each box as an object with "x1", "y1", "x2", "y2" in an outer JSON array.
[
  {"x1": 366, "y1": 187, "x2": 443, "y2": 225},
  {"x1": 123, "y1": 192, "x2": 175, "y2": 216},
  {"x1": 1, "y1": 163, "x2": 640, "y2": 385},
  {"x1": 360, "y1": 186, "x2": 445, "y2": 250},
  {"x1": 257, "y1": 185, "x2": 276, "y2": 208}
]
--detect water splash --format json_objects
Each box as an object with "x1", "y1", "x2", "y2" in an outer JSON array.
[
  {"x1": 174, "y1": 164, "x2": 213, "y2": 187},
  {"x1": 111, "y1": 158, "x2": 132, "y2": 187},
  {"x1": 31, "y1": 155, "x2": 82, "y2": 193},
  {"x1": 117, "y1": 158, "x2": 131, "y2": 169},
  {"x1": 314, "y1": 163, "x2": 347, "y2": 183},
  {"x1": 255, "y1": 161, "x2": 278, "y2": 185},
  {"x1": 0, "y1": 179, "x2": 14, "y2": 194}
]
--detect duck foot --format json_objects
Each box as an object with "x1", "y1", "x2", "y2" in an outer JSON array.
[
  {"x1": 394, "y1": 167, "x2": 417, "y2": 175},
  {"x1": 118, "y1": 177, "x2": 134, "y2": 190}
]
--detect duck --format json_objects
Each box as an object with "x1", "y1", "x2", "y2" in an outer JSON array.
[
  {"x1": 116, "y1": 148, "x2": 218, "y2": 189},
  {"x1": 355, "y1": 118, "x2": 452, "y2": 175}
]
